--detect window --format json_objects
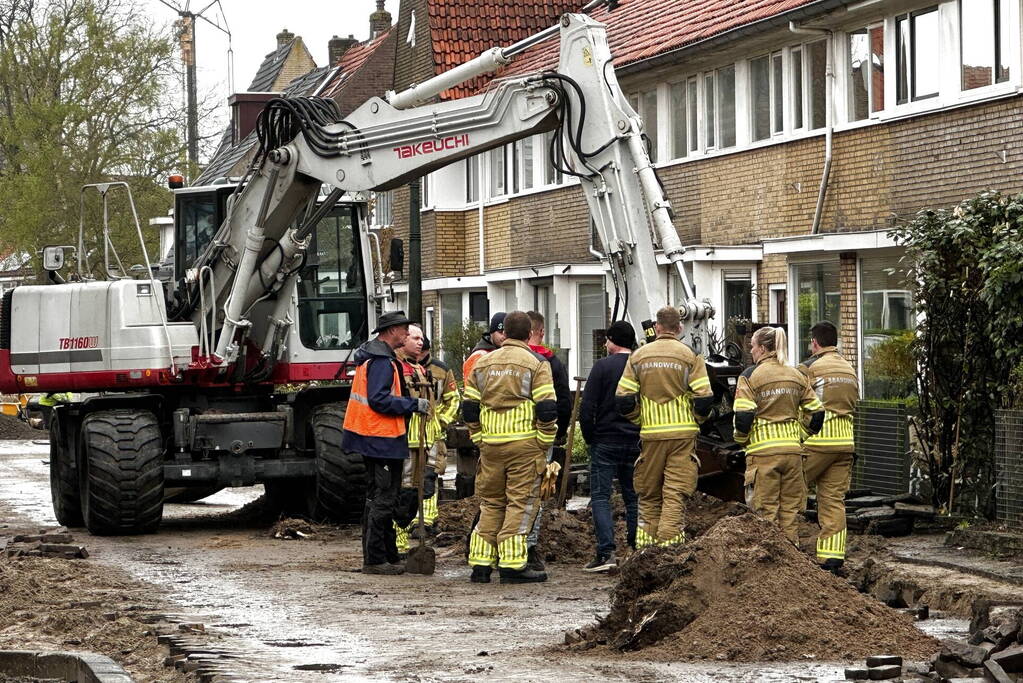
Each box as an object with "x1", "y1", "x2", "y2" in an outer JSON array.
[
  {"x1": 792, "y1": 48, "x2": 804, "y2": 129},
  {"x1": 750, "y1": 55, "x2": 772, "y2": 141},
  {"x1": 296, "y1": 206, "x2": 366, "y2": 351},
  {"x1": 543, "y1": 131, "x2": 563, "y2": 186},
  {"x1": 687, "y1": 76, "x2": 699, "y2": 153},
  {"x1": 769, "y1": 284, "x2": 787, "y2": 325},
  {"x1": 373, "y1": 191, "x2": 393, "y2": 226},
  {"x1": 468, "y1": 291, "x2": 489, "y2": 323},
  {"x1": 630, "y1": 89, "x2": 659, "y2": 161},
  {"x1": 723, "y1": 270, "x2": 753, "y2": 322},
  {"x1": 897, "y1": 7, "x2": 940, "y2": 103},
  {"x1": 533, "y1": 281, "x2": 558, "y2": 346},
  {"x1": 704, "y1": 74, "x2": 716, "y2": 149},
  {"x1": 793, "y1": 261, "x2": 841, "y2": 362},
  {"x1": 420, "y1": 174, "x2": 430, "y2": 208},
  {"x1": 670, "y1": 81, "x2": 688, "y2": 158},
  {"x1": 772, "y1": 52, "x2": 784, "y2": 134},
  {"x1": 860, "y1": 253, "x2": 914, "y2": 399},
  {"x1": 466, "y1": 156, "x2": 480, "y2": 203},
  {"x1": 808, "y1": 40, "x2": 828, "y2": 129},
  {"x1": 849, "y1": 26, "x2": 885, "y2": 121},
  {"x1": 439, "y1": 292, "x2": 463, "y2": 364},
  {"x1": 513, "y1": 137, "x2": 534, "y2": 192},
  {"x1": 488, "y1": 146, "x2": 506, "y2": 197},
  {"x1": 961, "y1": 0, "x2": 1013, "y2": 89},
  {"x1": 577, "y1": 282, "x2": 607, "y2": 377},
  {"x1": 718, "y1": 65, "x2": 736, "y2": 148}
]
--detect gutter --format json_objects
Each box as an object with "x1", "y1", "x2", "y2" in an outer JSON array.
[{"x1": 616, "y1": 0, "x2": 850, "y2": 76}]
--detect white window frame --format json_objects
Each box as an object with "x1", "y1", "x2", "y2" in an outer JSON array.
[{"x1": 372, "y1": 190, "x2": 393, "y2": 227}]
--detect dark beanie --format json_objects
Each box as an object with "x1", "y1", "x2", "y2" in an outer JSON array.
[
  {"x1": 606, "y1": 320, "x2": 637, "y2": 349},
  {"x1": 489, "y1": 312, "x2": 507, "y2": 334}
]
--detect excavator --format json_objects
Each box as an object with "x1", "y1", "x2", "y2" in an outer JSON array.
[{"x1": 0, "y1": 10, "x2": 745, "y2": 535}]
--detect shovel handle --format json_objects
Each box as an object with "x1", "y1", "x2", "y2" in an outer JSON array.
[{"x1": 557, "y1": 376, "x2": 586, "y2": 509}]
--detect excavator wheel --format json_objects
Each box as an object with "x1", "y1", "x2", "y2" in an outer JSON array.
[
  {"x1": 49, "y1": 412, "x2": 83, "y2": 527},
  {"x1": 79, "y1": 410, "x2": 164, "y2": 535},
  {"x1": 265, "y1": 402, "x2": 366, "y2": 523}
]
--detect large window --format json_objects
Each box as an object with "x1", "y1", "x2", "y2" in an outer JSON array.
[
  {"x1": 860, "y1": 254, "x2": 914, "y2": 399},
  {"x1": 669, "y1": 81, "x2": 689, "y2": 158},
  {"x1": 543, "y1": 131, "x2": 563, "y2": 186},
  {"x1": 793, "y1": 261, "x2": 841, "y2": 362},
  {"x1": 466, "y1": 156, "x2": 480, "y2": 203},
  {"x1": 577, "y1": 282, "x2": 606, "y2": 377},
  {"x1": 723, "y1": 270, "x2": 753, "y2": 322},
  {"x1": 750, "y1": 55, "x2": 772, "y2": 141},
  {"x1": 849, "y1": 26, "x2": 885, "y2": 120},
  {"x1": 468, "y1": 291, "x2": 489, "y2": 323},
  {"x1": 373, "y1": 190, "x2": 393, "y2": 226},
  {"x1": 488, "y1": 146, "x2": 506, "y2": 198},
  {"x1": 687, "y1": 76, "x2": 699, "y2": 154},
  {"x1": 439, "y1": 292, "x2": 463, "y2": 364},
  {"x1": 791, "y1": 47, "x2": 804, "y2": 130},
  {"x1": 630, "y1": 88, "x2": 659, "y2": 161},
  {"x1": 512, "y1": 137, "x2": 534, "y2": 193},
  {"x1": 808, "y1": 40, "x2": 828, "y2": 129},
  {"x1": 701, "y1": 66, "x2": 736, "y2": 150},
  {"x1": 297, "y1": 206, "x2": 366, "y2": 351},
  {"x1": 961, "y1": 0, "x2": 1013, "y2": 89},
  {"x1": 897, "y1": 8, "x2": 941, "y2": 103}
]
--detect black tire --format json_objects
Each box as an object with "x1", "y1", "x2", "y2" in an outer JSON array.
[
  {"x1": 49, "y1": 413, "x2": 83, "y2": 527},
  {"x1": 79, "y1": 410, "x2": 164, "y2": 535},
  {"x1": 311, "y1": 402, "x2": 366, "y2": 522},
  {"x1": 164, "y1": 485, "x2": 224, "y2": 504}
]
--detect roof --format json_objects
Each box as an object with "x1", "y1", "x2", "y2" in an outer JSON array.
[
  {"x1": 194, "y1": 66, "x2": 333, "y2": 186},
  {"x1": 502, "y1": 0, "x2": 822, "y2": 76},
  {"x1": 426, "y1": 0, "x2": 578, "y2": 99},
  {"x1": 248, "y1": 40, "x2": 295, "y2": 92},
  {"x1": 319, "y1": 29, "x2": 393, "y2": 100}
]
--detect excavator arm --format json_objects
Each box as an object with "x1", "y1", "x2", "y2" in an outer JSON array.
[{"x1": 197, "y1": 12, "x2": 713, "y2": 368}]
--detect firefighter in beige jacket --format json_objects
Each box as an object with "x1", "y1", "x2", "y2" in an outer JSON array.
[
  {"x1": 462, "y1": 311, "x2": 557, "y2": 584},
  {"x1": 615, "y1": 306, "x2": 715, "y2": 549},
  {"x1": 733, "y1": 326, "x2": 825, "y2": 544},
  {"x1": 798, "y1": 321, "x2": 858, "y2": 571}
]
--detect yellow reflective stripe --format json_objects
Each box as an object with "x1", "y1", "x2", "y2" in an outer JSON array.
[
  {"x1": 463, "y1": 386, "x2": 481, "y2": 401},
  {"x1": 638, "y1": 394, "x2": 696, "y2": 432},
  {"x1": 805, "y1": 411, "x2": 854, "y2": 447},
  {"x1": 422, "y1": 491, "x2": 439, "y2": 525},
  {"x1": 640, "y1": 424, "x2": 699, "y2": 435},
  {"x1": 816, "y1": 529, "x2": 847, "y2": 560},
  {"x1": 689, "y1": 376, "x2": 710, "y2": 390},
  {"x1": 497, "y1": 534, "x2": 529, "y2": 569},
  {"x1": 480, "y1": 402, "x2": 535, "y2": 442},
  {"x1": 532, "y1": 383, "x2": 555, "y2": 400},
  {"x1": 394, "y1": 522, "x2": 410, "y2": 553},
  {"x1": 618, "y1": 376, "x2": 640, "y2": 392},
  {"x1": 746, "y1": 438, "x2": 802, "y2": 453},
  {"x1": 536, "y1": 431, "x2": 556, "y2": 444},
  {"x1": 802, "y1": 397, "x2": 824, "y2": 412},
  {"x1": 733, "y1": 398, "x2": 757, "y2": 411},
  {"x1": 469, "y1": 530, "x2": 498, "y2": 566},
  {"x1": 636, "y1": 527, "x2": 657, "y2": 549}
]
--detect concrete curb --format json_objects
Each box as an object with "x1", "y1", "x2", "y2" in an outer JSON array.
[{"x1": 0, "y1": 649, "x2": 133, "y2": 682}]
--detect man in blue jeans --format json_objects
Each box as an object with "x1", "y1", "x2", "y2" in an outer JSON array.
[{"x1": 578, "y1": 320, "x2": 640, "y2": 572}]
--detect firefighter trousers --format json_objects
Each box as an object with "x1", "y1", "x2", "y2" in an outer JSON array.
[
  {"x1": 468, "y1": 439, "x2": 546, "y2": 570},
  {"x1": 803, "y1": 450, "x2": 853, "y2": 561},
  {"x1": 633, "y1": 437, "x2": 698, "y2": 548},
  {"x1": 744, "y1": 452, "x2": 805, "y2": 545}
]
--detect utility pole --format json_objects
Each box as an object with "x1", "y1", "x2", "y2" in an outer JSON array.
[
  {"x1": 408, "y1": 178, "x2": 422, "y2": 323},
  {"x1": 159, "y1": 0, "x2": 232, "y2": 176}
]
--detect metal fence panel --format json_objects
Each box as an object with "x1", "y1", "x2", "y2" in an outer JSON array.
[
  {"x1": 854, "y1": 400, "x2": 909, "y2": 496},
  {"x1": 994, "y1": 409, "x2": 1023, "y2": 526}
]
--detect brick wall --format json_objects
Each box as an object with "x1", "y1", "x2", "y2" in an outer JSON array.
[
  {"x1": 334, "y1": 31, "x2": 396, "y2": 117},
  {"x1": 274, "y1": 39, "x2": 317, "y2": 90},
  {"x1": 393, "y1": 0, "x2": 434, "y2": 93},
  {"x1": 757, "y1": 254, "x2": 787, "y2": 322},
  {"x1": 839, "y1": 252, "x2": 859, "y2": 371}
]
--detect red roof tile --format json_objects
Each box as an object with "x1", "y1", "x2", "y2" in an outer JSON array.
[
  {"x1": 320, "y1": 29, "x2": 393, "y2": 100},
  {"x1": 427, "y1": 0, "x2": 578, "y2": 99},
  {"x1": 496, "y1": 0, "x2": 821, "y2": 79}
]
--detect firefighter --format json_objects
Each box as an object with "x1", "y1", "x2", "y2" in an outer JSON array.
[
  {"x1": 799, "y1": 321, "x2": 858, "y2": 572},
  {"x1": 462, "y1": 311, "x2": 557, "y2": 584},
  {"x1": 341, "y1": 311, "x2": 429, "y2": 576},
  {"x1": 614, "y1": 306, "x2": 715, "y2": 549},
  {"x1": 394, "y1": 325, "x2": 460, "y2": 554},
  {"x1": 733, "y1": 326, "x2": 825, "y2": 545},
  {"x1": 463, "y1": 312, "x2": 507, "y2": 379}
]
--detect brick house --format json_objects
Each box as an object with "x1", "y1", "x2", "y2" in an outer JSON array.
[{"x1": 379, "y1": 0, "x2": 1022, "y2": 398}]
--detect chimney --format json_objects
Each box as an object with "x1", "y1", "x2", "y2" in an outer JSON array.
[
  {"x1": 276, "y1": 27, "x2": 295, "y2": 49},
  {"x1": 369, "y1": 0, "x2": 391, "y2": 39},
  {"x1": 328, "y1": 34, "x2": 359, "y2": 66},
  {"x1": 229, "y1": 92, "x2": 279, "y2": 144}
]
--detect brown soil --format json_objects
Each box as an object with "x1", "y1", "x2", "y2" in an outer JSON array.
[
  {"x1": 575, "y1": 513, "x2": 939, "y2": 662},
  {"x1": 0, "y1": 555, "x2": 184, "y2": 682},
  {"x1": 0, "y1": 414, "x2": 41, "y2": 440}
]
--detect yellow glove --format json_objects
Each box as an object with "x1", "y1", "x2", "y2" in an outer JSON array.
[{"x1": 539, "y1": 461, "x2": 562, "y2": 501}]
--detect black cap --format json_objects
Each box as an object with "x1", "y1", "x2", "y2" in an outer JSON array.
[
  {"x1": 372, "y1": 310, "x2": 412, "y2": 334},
  {"x1": 606, "y1": 320, "x2": 637, "y2": 349},
  {"x1": 421, "y1": 332, "x2": 431, "y2": 352},
  {"x1": 489, "y1": 312, "x2": 507, "y2": 335}
]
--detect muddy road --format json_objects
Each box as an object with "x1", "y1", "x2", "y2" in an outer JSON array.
[{"x1": 0, "y1": 441, "x2": 957, "y2": 681}]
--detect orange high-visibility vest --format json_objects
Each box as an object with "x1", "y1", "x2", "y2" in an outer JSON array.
[{"x1": 343, "y1": 359, "x2": 406, "y2": 439}]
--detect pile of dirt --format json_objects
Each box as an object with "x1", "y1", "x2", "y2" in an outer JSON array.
[
  {"x1": 574, "y1": 513, "x2": 939, "y2": 662},
  {"x1": 434, "y1": 497, "x2": 478, "y2": 549},
  {"x1": 269, "y1": 517, "x2": 318, "y2": 539},
  {"x1": 683, "y1": 491, "x2": 747, "y2": 537},
  {"x1": 0, "y1": 414, "x2": 41, "y2": 440},
  {"x1": 0, "y1": 556, "x2": 184, "y2": 682}
]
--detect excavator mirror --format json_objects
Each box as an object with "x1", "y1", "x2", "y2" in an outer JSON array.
[{"x1": 41, "y1": 245, "x2": 69, "y2": 271}]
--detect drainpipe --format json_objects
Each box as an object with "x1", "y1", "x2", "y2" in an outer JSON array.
[
  {"x1": 478, "y1": 158, "x2": 485, "y2": 276},
  {"x1": 789, "y1": 22, "x2": 834, "y2": 235}
]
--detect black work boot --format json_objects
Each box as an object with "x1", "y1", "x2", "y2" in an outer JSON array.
[
  {"x1": 470, "y1": 565, "x2": 493, "y2": 583},
  {"x1": 526, "y1": 546, "x2": 546, "y2": 572},
  {"x1": 821, "y1": 558, "x2": 845, "y2": 575},
  {"x1": 499, "y1": 566, "x2": 548, "y2": 584}
]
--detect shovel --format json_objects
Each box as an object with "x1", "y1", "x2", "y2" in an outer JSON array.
[{"x1": 406, "y1": 381, "x2": 436, "y2": 575}]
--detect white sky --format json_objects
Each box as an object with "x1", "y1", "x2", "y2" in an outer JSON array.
[{"x1": 142, "y1": 0, "x2": 398, "y2": 157}]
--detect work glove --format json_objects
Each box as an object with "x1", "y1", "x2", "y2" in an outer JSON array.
[
  {"x1": 539, "y1": 461, "x2": 562, "y2": 500},
  {"x1": 416, "y1": 398, "x2": 430, "y2": 414}
]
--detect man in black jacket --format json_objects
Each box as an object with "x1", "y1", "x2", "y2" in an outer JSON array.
[{"x1": 578, "y1": 320, "x2": 640, "y2": 572}]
